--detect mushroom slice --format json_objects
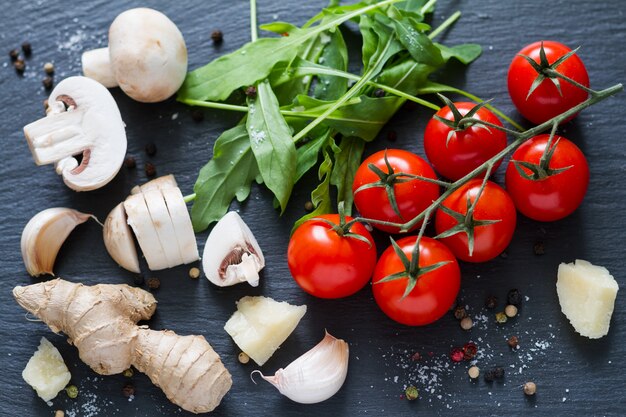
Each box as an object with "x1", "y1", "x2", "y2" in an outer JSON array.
[
  {"x1": 142, "y1": 189, "x2": 184, "y2": 268},
  {"x1": 21, "y1": 208, "x2": 92, "y2": 277},
  {"x1": 161, "y1": 186, "x2": 199, "y2": 264},
  {"x1": 22, "y1": 76, "x2": 126, "y2": 191},
  {"x1": 130, "y1": 174, "x2": 178, "y2": 195},
  {"x1": 203, "y1": 212, "x2": 264, "y2": 287},
  {"x1": 81, "y1": 48, "x2": 118, "y2": 88},
  {"x1": 103, "y1": 203, "x2": 140, "y2": 273},
  {"x1": 123, "y1": 193, "x2": 168, "y2": 270}
]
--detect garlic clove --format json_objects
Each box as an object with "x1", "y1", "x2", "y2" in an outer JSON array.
[
  {"x1": 202, "y1": 211, "x2": 264, "y2": 287},
  {"x1": 124, "y1": 193, "x2": 169, "y2": 270},
  {"x1": 161, "y1": 186, "x2": 199, "y2": 264},
  {"x1": 130, "y1": 174, "x2": 178, "y2": 195},
  {"x1": 21, "y1": 207, "x2": 93, "y2": 276},
  {"x1": 142, "y1": 189, "x2": 184, "y2": 268},
  {"x1": 103, "y1": 202, "x2": 140, "y2": 273},
  {"x1": 253, "y1": 331, "x2": 349, "y2": 404}
]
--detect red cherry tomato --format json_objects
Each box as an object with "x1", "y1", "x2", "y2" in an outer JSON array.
[
  {"x1": 435, "y1": 179, "x2": 516, "y2": 263},
  {"x1": 288, "y1": 214, "x2": 377, "y2": 299},
  {"x1": 508, "y1": 41, "x2": 589, "y2": 124},
  {"x1": 424, "y1": 102, "x2": 507, "y2": 180},
  {"x1": 505, "y1": 134, "x2": 589, "y2": 221},
  {"x1": 353, "y1": 149, "x2": 440, "y2": 233},
  {"x1": 372, "y1": 236, "x2": 460, "y2": 326}
]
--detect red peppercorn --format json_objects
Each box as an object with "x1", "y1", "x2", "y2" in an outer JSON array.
[
  {"x1": 450, "y1": 347, "x2": 464, "y2": 362},
  {"x1": 411, "y1": 352, "x2": 421, "y2": 361}
]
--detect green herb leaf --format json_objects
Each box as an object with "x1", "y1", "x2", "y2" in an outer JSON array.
[
  {"x1": 191, "y1": 124, "x2": 261, "y2": 232},
  {"x1": 293, "y1": 149, "x2": 334, "y2": 230},
  {"x1": 390, "y1": 16, "x2": 444, "y2": 67},
  {"x1": 330, "y1": 137, "x2": 366, "y2": 215},
  {"x1": 435, "y1": 43, "x2": 482, "y2": 64},
  {"x1": 246, "y1": 80, "x2": 296, "y2": 213},
  {"x1": 313, "y1": 28, "x2": 349, "y2": 100},
  {"x1": 295, "y1": 128, "x2": 332, "y2": 182}
]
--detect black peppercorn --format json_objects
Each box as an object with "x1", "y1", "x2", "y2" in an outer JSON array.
[
  {"x1": 145, "y1": 162, "x2": 156, "y2": 177},
  {"x1": 484, "y1": 295, "x2": 497, "y2": 309},
  {"x1": 145, "y1": 142, "x2": 157, "y2": 156},
  {"x1": 374, "y1": 88, "x2": 385, "y2": 98},
  {"x1": 146, "y1": 277, "x2": 160, "y2": 290},
  {"x1": 9, "y1": 49, "x2": 19, "y2": 61},
  {"x1": 211, "y1": 30, "x2": 223, "y2": 45},
  {"x1": 533, "y1": 241, "x2": 545, "y2": 256},
  {"x1": 493, "y1": 366, "x2": 505, "y2": 379},
  {"x1": 244, "y1": 85, "x2": 257, "y2": 98},
  {"x1": 304, "y1": 201, "x2": 314, "y2": 212},
  {"x1": 42, "y1": 76, "x2": 53, "y2": 90},
  {"x1": 507, "y1": 289, "x2": 522, "y2": 306},
  {"x1": 21, "y1": 42, "x2": 32, "y2": 56},
  {"x1": 483, "y1": 369, "x2": 495, "y2": 382},
  {"x1": 122, "y1": 383, "x2": 135, "y2": 397},
  {"x1": 387, "y1": 130, "x2": 397, "y2": 142},
  {"x1": 14, "y1": 59, "x2": 25, "y2": 73},
  {"x1": 124, "y1": 156, "x2": 136, "y2": 169},
  {"x1": 453, "y1": 305, "x2": 467, "y2": 320},
  {"x1": 507, "y1": 335, "x2": 519, "y2": 349},
  {"x1": 191, "y1": 109, "x2": 204, "y2": 122}
]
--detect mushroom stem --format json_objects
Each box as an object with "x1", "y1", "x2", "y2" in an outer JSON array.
[
  {"x1": 81, "y1": 48, "x2": 119, "y2": 88},
  {"x1": 24, "y1": 111, "x2": 87, "y2": 165},
  {"x1": 227, "y1": 253, "x2": 261, "y2": 287}
]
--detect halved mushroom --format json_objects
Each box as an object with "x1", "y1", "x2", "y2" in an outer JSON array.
[
  {"x1": 104, "y1": 175, "x2": 199, "y2": 272},
  {"x1": 23, "y1": 76, "x2": 126, "y2": 191},
  {"x1": 81, "y1": 8, "x2": 187, "y2": 103},
  {"x1": 103, "y1": 203, "x2": 140, "y2": 273},
  {"x1": 203, "y1": 212, "x2": 265, "y2": 287}
]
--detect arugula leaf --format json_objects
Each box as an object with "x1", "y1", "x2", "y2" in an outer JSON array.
[
  {"x1": 293, "y1": 149, "x2": 334, "y2": 230},
  {"x1": 246, "y1": 80, "x2": 296, "y2": 213},
  {"x1": 376, "y1": 59, "x2": 434, "y2": 94},
  {"x1": 389, "y1": 16, "x2": 444, "y2": 67},
  {"x1": 191, "y1": 124, "x2": 261, "y2": 231},
  {"x1": 435, "y1": 43, "x2": 482, "y2": 64},
  {"x1": 330, "y1": 137, "x2": 366, "y2": 215},
  {"x1": 295, "y1": 128, "x2": 332, "y2": 182},
  {"x1": 313, "y1": 27, "x2": 348, "y2": 101},
  {"x1": 179, "y1": 0, "x2": 403, "y2": 102}
]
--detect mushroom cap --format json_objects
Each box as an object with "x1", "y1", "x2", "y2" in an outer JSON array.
[
  {"x1": 108, "y1": 8, "x2": 187, "y2": 103},
  {"x1": 23, "y1": 76, "x2": 127, "y2": 191}
]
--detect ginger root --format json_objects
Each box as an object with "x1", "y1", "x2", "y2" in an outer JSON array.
[{"x1": 13, "y1": 279, "x2": 231, "y2": 413}]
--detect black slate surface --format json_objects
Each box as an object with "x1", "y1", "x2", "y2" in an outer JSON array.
[{"x1": 1, "y1": 1, "x2": 625, "y2": 416}]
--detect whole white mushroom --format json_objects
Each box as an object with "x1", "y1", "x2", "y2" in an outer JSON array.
[{"x1": 82, "y1": 8, "x2": 188, "y2": 103}]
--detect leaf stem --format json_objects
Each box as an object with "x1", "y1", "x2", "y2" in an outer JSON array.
[
  {"x1": 355, "y1": 83, "x2": 623, "y2": 231},
  {"x1": 250, "y1": 0, "x2": 258, "y2": 42},
  {"x1": 183, "y1": 193, "x2": 196, "y2": 203},
  {"x1": 428, "y1": 11, "x2": 461, "y2": 40}
]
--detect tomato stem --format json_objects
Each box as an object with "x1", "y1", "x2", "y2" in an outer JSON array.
[{"x1": 353, "y1": 82, "x2": 623, "y2": 231}]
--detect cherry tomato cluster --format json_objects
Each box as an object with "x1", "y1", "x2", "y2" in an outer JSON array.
[{"x1": 288, "y1": 40, "x2": 591, "y2": 326}]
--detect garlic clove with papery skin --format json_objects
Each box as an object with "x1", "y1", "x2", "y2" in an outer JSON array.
[
  {"x1": 103, "y1": 203, "x2": 140, "y2": 273},
  {"x1": 21, "y1": 207, "x2": 94, "y2": 276},
  {"x1": 202, "y1": 211, "x2": 264, "y2": 287},
  {"x1": 253, "y1": 331, "x2": 349, "y2": 404}
]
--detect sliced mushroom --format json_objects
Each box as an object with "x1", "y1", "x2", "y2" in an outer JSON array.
[
  {"x1": 21, "y1": 208, "x2": 93, "y2": 276},
  {"x1": 161, "y1": 186, "x2": 199, "y2": 264},
  {"x1": 142, "y1": 189, "x2": 184, "y2": 268},
  {"x1": 203, "y1": 212, "x2": 264, "y2": 287},
  {"x1": 123, "y1": 193, "x2": 169, "y2": 271},
  {"x1": 130, "y1": 174, "x2": 177, "y2": 195},
  {"x1": 23, "y1": 76, "x2": 126, "y2": 191},
  {"x1": 81, "y1": 8, "x2": 187, "y2": 103},
  {"x1": 103, "y1": 203, "x2": 140, "y2": 273}
]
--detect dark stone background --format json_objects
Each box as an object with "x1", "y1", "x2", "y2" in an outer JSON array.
[{"x1": 1, "y1": 1, "x2": 624, "y2": 416}]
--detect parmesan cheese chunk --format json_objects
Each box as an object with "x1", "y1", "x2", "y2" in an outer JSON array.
[
  {"x1": 556, "y1": 259, "x2": 619, "y2": 339},
  {"x1": 224, "y1": 296, "x2": 306, "y2": 365},
  {"x1": 22, "y1": 337, "x2": 71, "y2": 401}
]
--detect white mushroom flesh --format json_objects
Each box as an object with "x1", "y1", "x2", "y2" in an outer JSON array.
[
  {"x1": 202, "y1": 212, "x2": 264, "y2": 287},
  {"x1": 23, "y1": 76, "x2": 127, "y2": 191},
  {"x1": 81, "y1": 47, "x2": 119, "y2": 88},
  {"x1": 103, "y1": 203, "x2": 140, "y2": 273},
  {"x1": 108, "y1": 8, "x2": 187, "y2": 103}
]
